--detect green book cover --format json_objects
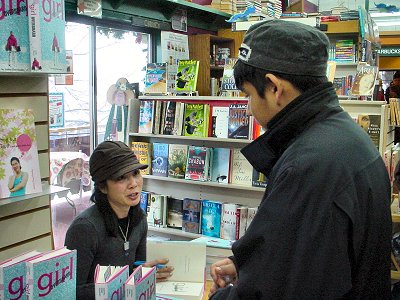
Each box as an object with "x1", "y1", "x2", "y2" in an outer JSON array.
[
  {"x1": 175, "y1": 60, "x2": 199, "y2": 93},
  {"x1": 183, "y1": 103, "x2": 207, "y2": 137}
]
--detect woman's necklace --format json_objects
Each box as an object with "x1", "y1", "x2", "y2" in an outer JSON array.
[{"x1": 118, "y1": 218, "x2": 130, "y2": 251}]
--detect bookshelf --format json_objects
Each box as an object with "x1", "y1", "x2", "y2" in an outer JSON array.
[
  {"x1": 188, "y1": 34, "x2": 235, "y2": 96},
  {"x1": 128, "y1": 96, "x2": 392, "y2": 243},
  {"x1": 0, "y1": 75, "x2": 55, "y2": 261}
]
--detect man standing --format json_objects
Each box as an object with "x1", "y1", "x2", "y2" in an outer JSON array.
[{"x1": 210, "y1": 20, "x2": 391, "y2": 299}]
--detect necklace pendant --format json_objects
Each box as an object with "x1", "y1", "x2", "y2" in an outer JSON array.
[{"x1": 124, "y1": 241, "x2": 129, "y2": 251}]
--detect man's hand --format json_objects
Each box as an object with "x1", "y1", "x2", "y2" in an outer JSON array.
[{"x1": 209, "y1": 258, "x2": 237, "y2": 297}]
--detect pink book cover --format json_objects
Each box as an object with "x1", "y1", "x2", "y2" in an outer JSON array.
[{"x1": 0, "y1": 109, "x2": 42, "y2": 199}]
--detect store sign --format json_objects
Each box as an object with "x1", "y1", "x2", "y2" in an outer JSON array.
[
  {"x1": 377, "y1": 47, "x2": 400, "y2": 56},
  {"x1": 131, "y1": 16, "x2": 171, "y2": 31}
]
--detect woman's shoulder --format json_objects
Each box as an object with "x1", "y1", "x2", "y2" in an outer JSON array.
[{"x1": 69, "y1": 205, "x2": 104, "y2": 230}]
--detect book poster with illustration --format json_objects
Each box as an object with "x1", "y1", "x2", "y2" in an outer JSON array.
[
  {"x1": 161, "y1": 31, "x2": 189, "y2": 94},
  {"x1": 0, "y1": 0, "x2": 31, "y2": 72},
  {"x1": 49, "y1": 92, "x2": 65, "y2": 128},
  {"x1": 0, "y1": 109, "x2": 42, "y2": 198},
  {"x1": 350, "y1": 64, "x2": 378, "y2": 96}
]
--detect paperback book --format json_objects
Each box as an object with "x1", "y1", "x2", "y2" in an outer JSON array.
[
  {"x1": 168, "y1": 144, "x2": 188, "y2": 179},
  {"x1": 230, "y1": 148, "x2": 253, "y2": 186},
  {"x1": 162, "y1": 101, "x2": 177, "y2": 135},
  {"x1": 185, "y1": 146, "x2": 211, "y2": 182},
  {"x1": 147, "y1": 193, "x2": 167, "y2": 227},
  {"x1": 210, "y1": 148, "x2": 231, "y2": 184},
  {"x1": 211, "y1": 106, "x2": 229, "y2": 138},
  {"x1": 221, "y1": 204, "x2": 247, "y2": 241},
  {"x1": 357, "y1": 114, "x2": 381, "y2": 150},
  {"x1": 131, "y1": 141, "x2": 151, "y2": 175},
  {"x1": 183, "y1": 103, "x2": 209, "y2": 137},
  {"x1": 26, "y1": 248, "x2": 77, "y2": 300},
  {"x1": 167, "y1": 197, "x2": 183, "y2": 229},
  {"x1": 0, "y1": 0, "x2": 31, "y2": 71},
  {"x1": 143, "y1": 63, "x2": 167, "y2": 95},
  {"x1": 27, "y1": 0, "x2": 67, "y2": 72},
  {"x1": 228, "y1": 104, "x2": 250, "y2": 139},
  {"x1": 350, "y1": 64, "x2": 379, "y2": 96},
  {"x1": 0, "y1": 109, "x2": 42, "y2": 199},
  {"x1": 138, "y1": 100, "x2": 155, "y2": 134},
  {"x1": 220, "y1": 58, "x2": 238, "y2": 91},
  {"x1": 94, "y1": 264, "x2": 129, "y2": 300},
  {"x1": 0, "y1": 250, "x2": 41, "y2": 300},
  {"x1": 182, "y1": 198, "x2": 202, "y2": 234},
  {"x1": 151, "y1": 143, "x2": 169, "y2": 177},
  {"x1": 175, "y1": 59, "x2": 200, "y2": 93},
  {"x1": 125, "y1": 266, "x2": 156, "y2": 300},
  {"x1": 140, "y1": 191, "x2": 150, "y2": 214},
  {"x1": 201, "y1": 200, "x2": 222, "y2": 238}
]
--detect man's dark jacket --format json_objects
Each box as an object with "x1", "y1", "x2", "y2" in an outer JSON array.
[{"x1": 211, "y1": 83, "x2": 392, "y2": 299}]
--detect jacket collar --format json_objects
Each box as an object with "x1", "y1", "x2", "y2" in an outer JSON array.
[{"x1": 241, "y1": 82, "x2": 340, "y2": 177}]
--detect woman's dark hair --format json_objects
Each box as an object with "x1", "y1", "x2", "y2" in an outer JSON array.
[
  {"x1": 90, "y1": 182, "x2": 144, "y2": 233},
  {"x1": 394, "y1": 71, "x2": 400, "y2": 79},
  {"x1": 234, "y1": 60, "x2": 328, "y2": 98},
  {"x1": 10, "y1": 157, "x2": 20, "y2": 164}
]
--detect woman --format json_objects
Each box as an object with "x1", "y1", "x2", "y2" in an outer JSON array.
[
  {"x1": 65, "y1": 141, "x2": 172, "y2": 299},
  {"x1": 8, "y1": 157, "x2": 28, "y2": 197}
]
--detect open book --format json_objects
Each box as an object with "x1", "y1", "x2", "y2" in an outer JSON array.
[
  {"x1": 94, "y1": 264, "x2": 129, "y2": 300},
  {"x1": 147, "y1": 240, "x2": 206, "y2": 300}
]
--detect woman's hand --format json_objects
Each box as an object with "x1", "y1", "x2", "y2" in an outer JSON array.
[
  {"x1": 209, "y1": 258, "x2": 237, "y2": 296},
  {"x1": 142, "y1": 258, "x2": 173, "y2": 282}
]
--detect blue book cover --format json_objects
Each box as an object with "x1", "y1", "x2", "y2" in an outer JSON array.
[
  {"x1": 182, "y1": 198, "x2": 202, "y2": 234},
  {"x1": 0, "y1": 0, "x2": 30, "y2": 71},
  {"x1": 0, "y1": 250, "x2": 41, "y2": 300},
  {"x1": 26, "y1": 248, "x2": 77, "y2": 299},
  {"x1": 140, "y1": 191, "x2": 149, "y2": 213},
  {"x1": 151, "y1": 143, "x2": 169, "y2": 177},
  {"x1": 191, "y1": 236, "x2": 233, "y2": 249},
  {"x1": 144, "y1": 63, "x2": 167, "y2": 95},
  {"x1": 95, "y1": 265, "x2": 129, "y2": 300},
  {"x1": 210, "y1": 148, "x2": 230, "y2": 183},
  {"x1": 27, "y1": 0, "x2": 67, "y2": 72},
  {"x1": 201, "y1": 200, "x2": 222, "y2": 238},
  {"x1": 138, "y1": 101, "x2": 154, "y2": 134},
  {"x1": 125, "y1": 266, "x2": 156, "y2": 300}
]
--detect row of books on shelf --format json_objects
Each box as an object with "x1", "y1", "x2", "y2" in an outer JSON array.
[
  {"x1": 328, "y1": 39, "x2": 357, "y2": 64},
  {"x1": 384, "y1": 143, "x2": 400, "y2": 187},
  {"x1": 138, "y1": 100, "x2": 263, "y2": 140},
  {"x1": 132, "y1": 142, "x2": 268, "y2": 187},
  {"x1": 332, "y1": 64, "x2": 379, "y2": 97},
  {"x1": 141, "y1": 191, "x2": 259, "y2": 241}
]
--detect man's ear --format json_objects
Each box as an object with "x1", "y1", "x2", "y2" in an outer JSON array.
[{"x1": 265, "y1": 73, "x2": 283, "y2": 99}]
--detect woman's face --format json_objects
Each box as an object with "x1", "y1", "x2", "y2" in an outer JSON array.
[
  {"x1": 100, "y1": 169, "x2": 143, "y2": 212},
  {"x1": 11, "y1": 160, "x2": 21, "y2": 172}
]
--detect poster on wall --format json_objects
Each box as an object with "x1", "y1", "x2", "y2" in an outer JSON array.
[
  {"x1": 161, "y1": 31, "x2": 189, "y2": 94},
  {"x1": 49, "y1": 93, "x2": 65, "y2": 128},
  {"x1": 55, "y1": 50, "x2": 74, "y2": 85},
  {"x1": 171, "y1": 8, "x2": 187, "y2": 33},
  {"x1": 0, "y1": 109, "x2": 42, "y2": 199}
]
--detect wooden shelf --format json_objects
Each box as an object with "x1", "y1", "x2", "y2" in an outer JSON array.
[
  {"x1": 321, "y1": 20, "x2": 359, "y2": 34},
  {"x1": 129, "y1": 132, "x2": 251, "y2": 144},
  {"x1": 143, "y1": 175, "x2": 265, "y2": 192}
]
